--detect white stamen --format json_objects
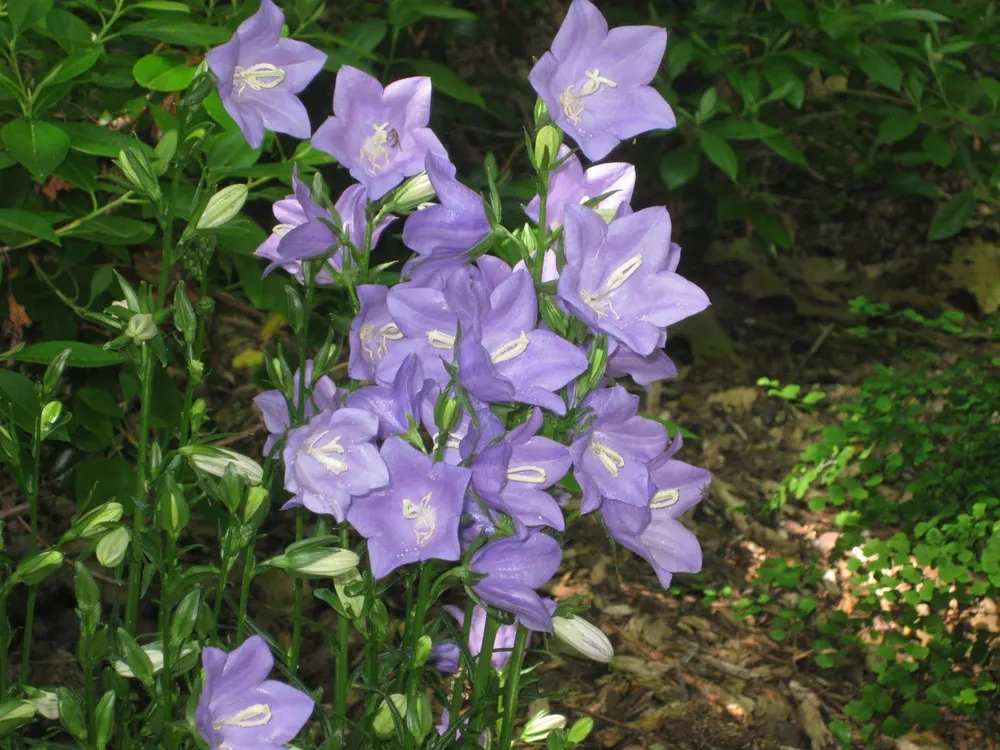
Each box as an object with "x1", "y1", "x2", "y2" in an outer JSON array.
[
  {"x1": 431, "y1": 432, "x2": 463, "y2": 453},
  {"x1": 402, "y1": 492, "x2": 436, "y2": 545},
  {"x1": 360, "y1": 122, "x2": 392, "y2": 174},
  {"x1": 589, "y1": 441, "x2": 625, "y2": 478},
  {"x1": 360, "y1": 321, "x2": 402, "y2": 363},
  {"x1": 506, "y1": 465, "x2": 547, "y2": 484},
  {"x1": 426, "y1": 330, "x2": 456, "y2": 350},
  {"x1": 213, "y1": 703, "x2": 272, "y2": 730},
  {"x1": 271, "y1": 222, "x2": 295, "y2": 238},
  {"x1": 306, "y1": 430, "x2": 348, "y2": 474},
  {"x1": 233, "y1": 64, "x2": 285, "y2": 95},
  {"x1": 580, "y1": 253, "x2": 643, "y2": 319},
  {"x1": 490, "y1": 331, "x2": 529, "y2": 364},
  {"x1": 558, "y1": 69, "x2": 618, "y2": 125},
  {"x1": 650, "y1": 488, "x2": 680, "y2": 510},
  {"x1": 379, "y1": 322, "x2": 403, "y2": 341}
]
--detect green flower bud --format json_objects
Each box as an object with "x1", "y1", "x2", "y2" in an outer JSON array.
[
  {"x1": 267, "y1": 548, "x2": 360, "y2": 578},
  {"x1": 12, "y1": 549, "x2": 64, "y2": 586},
  {"x1": 386, "y1": 172, "x2": 435, "y2": 212},
  {"x1": 125, "y1": 313, "x2": 157, "y2": 344},
  {"x1": 533, "y1": 96, "x2": 550, "y2": 127},
  {"x1": 434, "y1": 393, "x2": 461, "y2": 434},
  {"x1": 333, "y1": 567, "x2": 365, "y2": 619},
  {"x1": 520, "y1": 710, "x2": 567, "y2": 744},
  {"x1": 567, "y1": 717, "x2": 594, "y2": 744},
  {"x1": 413, "y1": 635, "x2": 433, "y2": 668},
  {"x1": 117, "y1": 147, "x2": 161, "y2": 200},
  {"x1": 533, "y1": 124, "x2": 563, "y2": 171},
  {"x1": 162, "y1": 484, "x2": 190, "y2": 538},
  {"x1": 41, "y1": 400, "x2": 63, "y2": 429},
  {"x1": 552, "y1": 615, "x2": 614, "y2": 663},
  {"x1": 372, "y1": 694, "x2": 407, "y2": 739},
  {"x1": 0, "y1": 699, "x2": 37, "y2": 737},
  {"x1": 96, "y1": 527, "x2": 130, "y2": 568},
  {"x1": 243, "y1": 486, "x2": 270, "y2": 525},
  {"x1": 197, "y1": 184, "x2": 249, "y2": 230},
  {"x1": 66, "y1": 502, "x2": 124, "y2": 543},
  {"x1": 180, "y1": 445, "x2": 263, "y2": 485}
]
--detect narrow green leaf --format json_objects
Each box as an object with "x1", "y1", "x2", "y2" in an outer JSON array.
[
  {"x1": 53, "y1": 122, "x2": 153, "y2": 159},
  {"x1": 876, "y1": 113, "x2": 919, "y2": 145},
  {"x1": 0, "y1": 209, "x2": 60, "y2": 245},
  {"x1": 8, "y1": 0, "x2": 53, "y2": 36},
  {"x1": 64, "y1": 215, "x2": 156, "y2": 245},
  {"x1": 1, "y1": 118, "x2": 71, "y2": 182},
  {"x1": 698, "y1": 131, "x2": 739, "y2": 182},
  {"x1": 12, "y1": 342, "x2": 124, "y2": 368},
  {"x1": 709, "y1": 120, "x2": 782, "y2": 141},
  {"x1": 0, "y1": 370, "x2": 40, "y2": 431},
  {"x1": 42, "y1": 49, "x2": 102, "y2": 88},
  {"x1": 763, "y1": 134, "x2": 808, "y2": 166},
  {"x1": 928, "y1": 192, "x2": 976, "y2": 241},
  {"x1": 119, "y1": 20, "x2": 229, "y2": 46},
  {"x1": 658, "y1": 149, "x2": 701, "y2": 190},
  {"x1": 130, "y1": 0, "x2": 192, "y2": 11},
  {"x1": 858, "y1": 46, "x2": 902, "y2": 91},
  {"x1": 884, "y1": 9, "x2": 950, "y2": 23}
]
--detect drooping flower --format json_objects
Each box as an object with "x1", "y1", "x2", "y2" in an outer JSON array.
[
  {"x1": 195, "y1": 635, "x2": 314, "y2": 750},
  {"x1": 312, "y1": 65, "x2": 447, "y2": 199},
  {"x1": 430, "y1": 604, "x2": 519, "y2": 673},
  {"x1": 346, "y1": 354, "x2": 435, "y2": 439},
  {"x1": 282, "y1": 408, "x2": 388, "y2": 522},
  {"x1": 570, "y1": 386, "x2": 667, "y2": 514},
  {"x1": 253, "y1": 359, "x2": 341, "y2": 453},
  {"x1": 347, "y1": 437, "x2": 471, "y2": 579},
  {"x1": 527, "y1": 0, "x2": 675, "y2": 161},
  {"x1": 470, "y1": 531, "x2": 561, "y2": 632},
  {"x1": 606, "y1": 337, "x2": 677, "y2": 388},
  {"x1": 559, "y1": 205, "x2": 709, "y2": 356},
  {"x1": 206, "y1": 0, "x2": 326, "y2": 149},
  {"x1": 526, "y1": 145, "x2": 634, "y2": 228}
]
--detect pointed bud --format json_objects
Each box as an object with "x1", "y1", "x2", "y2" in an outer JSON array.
[
  {"x1": 12, "y1": 549, "x2": 64, "y2": 586},
  {"x1": 552, "y1": 615, "x2": 614, "y2": 663},
  {"x1": 533, "y1": 124, "x2": 563, "y2": 171},
  {"x1": 578, "y1": 335, "x2": 608, "y2": 397},
  {"x1": 434, "y1": 393, "x2": 461, "y2": 435},
  {"x1": 125, "y1": 313, "x2": 157, "y2": 345},
  {"x1": 63, "y1": 501, "x2": 124, "y2": 543},
  {"x1": 28, "y1": 690, "x2": 59, "y2": 721},
  {"x1": 567, "y1": 717, "x2": 595, "y2": 744},
  {"x1": 96, "y1": 527, "x2": 130, "y2": 568},
  {"x1": 533, "y1": 96, "x2": 550, "y2": 127},
  {"x1": 386, "y1": 172, "x2": 435, "y2": 212},
  {"x1": 162, "y1": 483, "x2": 190, "y2": 537},
  {"x1": 413, "y1": 635, "x2": 433, "y2": 668},
  {"x1": 243, "y1": 486, "x2": 270, "y2": 525},
  {"x1": 267, "y1": 548, "x2": 360, "y2": 578},
  {"x1": 40, "y1": 400, "x2": 63, "y2": 433},
  {"x1": 180, "y1": 445, "x2": 263, "y2": 485},
  {"x1": 196, "y1": 184, "x2": 248, "y2": 230},
  {"x1": 538, "y1": 293, "x2": 569, "y2": 338},
  {"x1": 372, "y1": 694, "x2": 407, "y2": 739},
  {"x1": 334, "y1": 567, "x2": 365, "y2": 619},
  {"x1": 117, "y1": 147, "x2": 160, "y2": 200},
  {"x1": 0, "y1": 700, "x2": 36, "y2": 737},
  {"x1": 520, "y1": 710, "x2": 567, "y2": 744}
]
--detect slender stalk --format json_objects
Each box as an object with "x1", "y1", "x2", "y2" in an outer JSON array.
[
  {"x1": 497, "y1": 626, "x2": 529, "y2": 750},
  {"x1": 2, "y1": 192, "x2": 135, "y2": 253},
  {"x1": 19, "y1": 411, "x2": 43, "y2": 682},
  {"x1": 158, "y1": 534, "x2": 177, "y2": 750},
  {"x1": 157, "y1": 114, "x2": 188, "y2": 307},
  {"x1": 289, "y1": 511, "x2": 305, "y2": 676},
  {"x1": 124, "y1": 346, "x2": 154, "y2": 635},
  {"x1": 334, "y1": 526, "x2": 350, "y2": 722},
  {"x1": 235, "y1": 543, "x2": 256, "y2": 642},
  {"x1": 468, "y1": 611, "x2": 500, "y2": 737},
  {"x1": 0, "y1": 591, "x2": 8, "y2": 700},
  {"x1": 447, "y1": 598, "x2": 477, "y2": 729}
]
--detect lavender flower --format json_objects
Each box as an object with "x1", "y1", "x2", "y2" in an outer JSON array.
[
  {"x1": 606, "y1": 337, "x2": 677, "y2": 388},
  {"x1": 282, "y1": 408, "x2": 388, "y2": 522},
  {"x1": 348, "y1": 285, "x2": 403, "y2": 382},
  {"x1": 206, "y1": 0, "x2": 326, "y2": 149},
  {"x1": 253, "y1": 360, "x2": 341, "y2": 453},
  {"x1": 527, "y1": 0, "x2": 675, "y2": 161},
  {"x1": 195, "y1": 635, "x2": 313, "y2": 750},
  {"x1": 470, "y1": 531, "x2": 561, "y2": 632},
  {"x1": 526, "y1": 146, "x2": 634, "y2": 227},
  {"x1": 347, "y1": 437, "x2": 471, "y2": 579},
  {"x1": 312, "y1": 66, "x2": 447, "y2": 199},
  {"x1": 559, "y1": 205, "x2": 709, "y2": 356},
  {"x1": 378, "y1": 276, "x2": 461, "y2": 386},
  {"x1": 430, "y1": 605, "x2": 518, "y2": 673},
  {"x1": 570, "y1": 386, "x2": 667, "y2": 514},
  {"x1": 346, "y1": 354, "x2": 434, "y2": 439}
]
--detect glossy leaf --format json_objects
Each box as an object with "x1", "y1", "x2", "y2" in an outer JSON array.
[
  {"x1": 12, "y1": 342, "x2": 124, "y2": 368},
  {"x1": 658, "y1": 149, "x2": 701, "y2": 190},
  {"x1": 876, "y1": 113, "x2": 919, "y2": 145},
  {"x1": 133, "y1": 54, "x2": 197, "y2": 92},
  {"x1": 0, "y1": 209, "x2": 60, "y2": 245},
  {"x1": 1, "y1": 118, "x2": 71, "y2": 182}
]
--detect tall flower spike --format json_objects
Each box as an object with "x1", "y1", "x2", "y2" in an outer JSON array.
[
  {"x1": 206, "y1": 0, "x2": 326, "y2": 149},
  {"x1": 195, "y1": 635, "x2": 314, "y2": 750},
  {"x1": 528, "y1": 0, "x2": 675, "y2": 161},
  {"x1": 312, "y1": 66, "x2": 448, "y2": 199},
  {"x1": 526, "y1": 145, "x2": 635, "y2": 228}
]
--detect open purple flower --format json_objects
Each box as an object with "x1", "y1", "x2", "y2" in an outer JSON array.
[
  {"x1": 348, "y1": 437, "x2": 471, "y2": 579},
  {"x1": 206, "y1": 0, "x2": 326, "y2": 149},
  {"x1": 349, "y1": 285, "x2": 403, "y2": 382},
  {"x1": 528, "y1": 0, "x2": 675, "y2": 161},
  {"x1": 312, "y1": 66, "x2": 447, "y2": 199},
  {"x1": 195, "y1": 635, "x2": 313, "y2": 750},
  {"x1": 253, "y1": 360, "x2": 341, "y2": 453},
  {"x1": 527, "y1": 146, "x2": 634, "y2": 227},
  {"x1": 470, "y1": 531, "x2": 561, "y2": 632},
  {"x1": 431, "y1": 604, "x2": 519, "y2": 673},
  {"x1": 282, "y1": 408, "x2": 388, "y2": 522},
  {"x1": 570, "y1": 386, "x2": 667, "y2": 514},
  {"x1": 346, "y1": 354, "x2": 435, "y2": 439},
  {"x1": 559, "y1": 205, "x2": 709, "y2": 356},
  {"x1": 606, "y1": 336, "x2": 677, "y2": 388}
]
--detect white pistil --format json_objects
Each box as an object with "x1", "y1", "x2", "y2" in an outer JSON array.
[
  {"x1": 580, "y1": 253, "x2": 643, "y2": 319},
  {"x1": 589, "y1": 441, "x2": 625, "y2": 478},
  {"x1": 402, "y1": 492, "x2": 436, "y2": 545},
  {"x1": 360, "y1": 122, "x2": 392, "y2": 174},
  {"x1": 650, "y1": 488, "x2": 680, "y2": 510},
  {"x1": 490, "y1": 331, "x2": 529, "y2": 364},
  {"x1": 506, "y1": 465, "x2": 547, "y2": 484},
  {"x1": 233, "y1": 64, "x2": 285, "y2": 95},
  {"x1": 558, "y1": 68, "x2": 618, "y2": 125},
  {"x1": 426, "y1": 330, "x2": 456, "y2": 350},
  {"x1": 431, "y1": 432, "x2": 463, "y2": 453},
  {"x1": 360, "y1": 321, "x2": 402, "y2": 363},
  {"x1": 213, "y1": 703, "x2": 272, "y2": 730},
  {"x1": 306, "y1": 430, "x2": 348, "y2": 474},
  {"x1": 271, "y1": 222, "x2": 295, "y2": 238}
]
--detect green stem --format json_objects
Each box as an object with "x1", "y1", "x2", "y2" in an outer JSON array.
[
  {"x1": 235, "y1": 543, "x2": 256, "y2": 642},
  {"x1": 125, "y1": 346, "x2": 154, "y2": 635},
  {"x1": 533, "y1": 167, "x2": 549, "y2": 286},
  {"x1": 469, "y1": 611, "x2": 500, "y2": 737},
  {"x1": 402, "y1": 566, "x2": 432, "y2": 750},
  {"x1": 0, "y1": 590, "x2": 8, "y2": 700},
  {"x1": 213, "y1": 568, "x2": 226, "y2": 635},
  {"x1": 19, "y1": 410, "x2": 43, "y2": 682},
  {"x1": 159, "y1": 534, "x2": 177, "y2": 750},
  {"x1": 334, "y1": 526, "x2": 350, "y2": 722},
  {"x1": 496, "y1": 625, "x2": 529, "y2": 750},
  {"x1": 158, "y1": 115, "x2": 187, "y2": 308},
  {"x1": 447, "y1": 598, "x2": 477, "y2": 730},
  {"x1": 3, "y1": 191, "x2": 135, "y2": 253},
  {"x1": 289, "y1": 512, "x2": 305, "y2": 676}
]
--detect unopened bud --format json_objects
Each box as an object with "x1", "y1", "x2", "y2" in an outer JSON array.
[
  {"x1": 117, "y1": 147, "x2": 161, "y2": 200},
  {"x1": 96, "y1": 527, "x2": 130, "y2": 568},
  {"x1": 533, "y1": 124, "x2": 562, "y2": 171},
  {"x1": 125, "y1": 313, "x2": 157, "y2": 344},
  {"x1": 29, "y1": 691, "x2": 59, "y2": 721},
  {"x1": 388, "y1": 172, "x2": 435, "y2": 212},
  {"x1": 434, "y1": 394, "x2": 461, "y2": 435},
  {"x1": 197, "y1": 184, "x2": 248, "y2": 229},
  {"x1": 267, "y1": 548, "x2": 360, "y2": 578},
  {"x1": 533, "y1": 96, "x2": 550, "y2": 127},
  {"x1": 552, "y1": 615, "x2": 614, "y2": 663},
  {"x1": 243, "y1": 486, "x2": 270, "y2": 524},
  {"x1": 12, "y1": 549, "x2": 64, "y2": 586},
  {"x1": 162, "y1": 485, "x2": 190, "y2": 537},
  {"x1": 0, "y1": 699, "x2": 36, "y2": 736},
  {"x1": 180, "y1": 445, "x2": 263, "y2": 485},
  {"x1": 413, "y1": 635, "x2": 433, "y2": 668},
  {"x1": 41, "y1": 400, "x2": 63, "y2": 428},
  {"x1": 567, "y1": 717, "x2": 595, "y2": 744},
  {"x1": 372, "y1": 694, "x2": 407, "y2": 739},
  {"x1": 112, "y1": 642, "x2": 197, "y2": 678},
  {"x1": 579, "y1": 335, "x2": 608, "y2": 395},
  {"x1": 520, "y1": 710, "x2": 567, "y2": 744},
  {"x1": 334, "y1": 567, "x2": 365, "y2": 619}
]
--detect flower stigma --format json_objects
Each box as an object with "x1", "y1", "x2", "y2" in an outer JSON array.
[
  {"x1": 233, "y1": 64, "x2": 285, "y2": 95},
  {"x1": 589, "y1": 441, "x2": 625, "y2": 478},
  {"x1": 402, "y1": 492, "x2": 436, "y2": 545},
  {"x1": 649, "y1": 488, "x2": 680, "y2": 510},
  {"x1": 213, "y1": 703, "x2": 272, "y2": 730},
  {"x1": 306, "y1": 430, "x2": 349, "y2": 474},
  {"x1": 506, "y1": 465, "x2": 548, "y2": 484},
  {"x1": 558, "y1": 69, "x2": 618, "y2": 125},
  {"x1": 580, "y1": 253, "x2": 643, "y2": 319},
  {"x1": 491, "y1": 331, "x2": 530, "y2": 364}
]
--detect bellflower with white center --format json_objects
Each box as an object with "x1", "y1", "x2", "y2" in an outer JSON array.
[
  {"x1": 346, "y1": 354, "x2": 435, "y2": 439},
  {"x1": 348, "y1": 285, "x2": 404, "y2": 382},
  {"x1": 347, "y1": 437, "x2": 471, "y2": 579},
  {"x1": 602, "y1": 434, "x2": 711, "y2": 588},
  {"x1": 312, "y1": 65, "x2": 448, "y2": 199},
  {"x1": 526, "y1": 145, "x2": 635, "y2": 227},
  {"x1": 206, "y1": 0, "x2": 326, "y2": 149},
  {"x1": 470, "y1": 531, "x2": 562, "y2": 632},
  {"x1": 253, "y1": 360, "x2": 341, "y2": 453},
  {"x1": 282, "y1": 408, "x2": 388, "y2": 522},
  {"x1": 559, "y1": 204, "x2": 710, "y2": 356},
  {"x1": 195, "y1": 635, "x2": 313, "y2": 750},
  {"x1": 430, "y1": 605, "x2": 519, "y2": 673},
  {"x1": 570, "y1": 385, "x2": 667, "y2": 514},
  {"x1": 528, "y1": 0, "x2": 675, "y2": 161}
]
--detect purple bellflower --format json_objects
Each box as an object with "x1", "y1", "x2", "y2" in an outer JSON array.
[
  {"x1": 602, "y1": 435, "x2": 711, "y2": 588},
  {"x1": 346, "y1": 354, "x2": 435, "y2": 439},
  {"x1": 528, "y1": 0, "x2": 675, "y2": 161},
  {"x1": 206, "y1": 0, "x2": 326, "y2": 149},
  {"x1": 430, "y1": 605, "x2": 519, "y2": 673},
  {"x1": 282, "y1": 408, "x2": 388, "y2": 522},
  {"x1": 253, "y1": 360, "x2": 341, "y2": 454},
  {"x1": 570, "y1": 386, "x2": 667, "y2": 514},
  {"x1": 347, "y1": 437, "x2": 472, "y2": 579},
  {"x1": 559, "y1": 204, "x2": 710, "y2": 356},
  {"x1": 348, "y1": 285, "x2": 404, "y2": 382},
  {"x1": 312, "y1": 66, "x2": 447, "y2": 200},
  {"x1": 526, "y1": 145, "x2": 635, "y2": 227},
  {"x1": 606, "y1": 336, "x2": 678, "y2": 388},
  {"x1": 195, "y1": 635, "x2": 314, "y2": 750},
  {"x1": 470, "y1": 531, "x2": 561, "y2": 632}
]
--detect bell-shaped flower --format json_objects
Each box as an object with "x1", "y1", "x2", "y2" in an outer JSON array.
[
  {"x1": 346, "y1": 354, "x2": 435, "y2": 439},
  {"x1": 470, "y1": 531, "x2": 561, "y2": 632},
  {"x1": 312, "y1": 65, "x2": 448, "y2": 199},
  {"x1": 570, "y1": 386, "x2": 667, "y2": 514},
  {"x1": 606, "y1": 336, "x2": 677, "y2": 388},
  {"x1": 526, "y1": 146, "x2": 634, "y2": 227},
  {"x1": 253, "y1": 359, "x2": 341, "y2": 453},
  {"x1": 282, "y1": 408, "x2": 388, "y2": 522},
  {"x1": 559, "y1": 205, "x2": 709, "y2": 356},
  {"x1": 430, "y1": 604, "x2": 519, "y2": 673},
  {"x1": 195, "y1": 635, "x2": 313, "y2": 750},
  {"x1": 206, "y1": 0, "x2": 326, "y2": 149},
  {"x1": 347, "y1": 437, "x2": 471, "y2": 579},
  {"x1": 348, "y1": 285, "x2": 403, "y2": 382},
  {"x1": 402, "y1": 153, "x2": 491, "y2": 273},
  {"x1": 378, "y1": 277, "x2": 462, "y2": 386},
  {"x1": 527, "y1": 0, "x2": 675, "y2": 161},
  {"x1": 601, "y1": 435, "x2": 711, "y2": 588}
]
